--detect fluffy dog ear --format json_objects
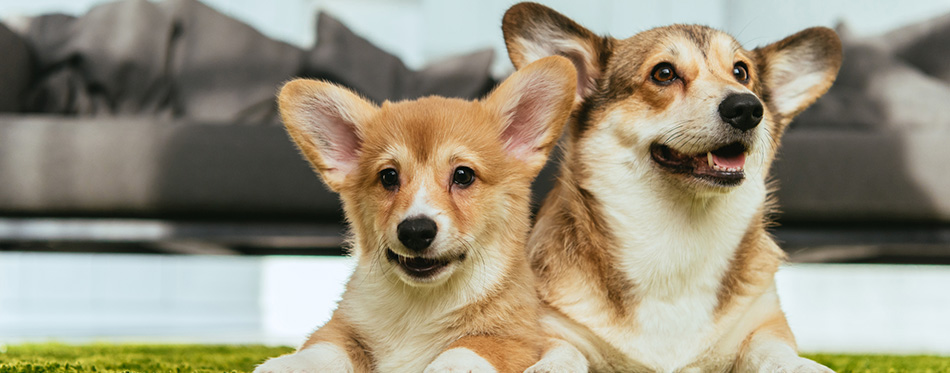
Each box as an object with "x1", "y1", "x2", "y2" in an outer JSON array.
[
  {"x1": 754, "y1": 27, "x2": 843, "y2": 122},
  {"x1": 484, "y1": 56, "x2": 577, "y2": 173},
  {"x1": 278, "y1": 79, "x2": 378, "y2": 191},
  {"x1": 502, "y1": 2, "x2": 609, "y2": 101}
]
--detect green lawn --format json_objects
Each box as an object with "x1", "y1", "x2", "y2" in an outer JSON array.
[
  {"x1": 0, "y1": 344, "x2": 948, "y2": 372},
  {"x1": 0, "y1": 344, "x2": 292, "y2": 373}
]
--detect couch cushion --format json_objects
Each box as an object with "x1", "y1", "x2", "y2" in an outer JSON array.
[
  {"x1": 882, "y1": 12, "x2": 950, "y2": 84},
  {"x1": 408, "y1": 49, "x2": 495, "y2": 100},
  {"x1": 159, "y1": 0, "x2": 303, "y2": 123},
  {"x1": 304, "y1": 12, "x2": 495, "y2": 103},
  {"x1": 773, "y1": 129, "x2": 950, "y2": 223},
  {"x1": 18, "y1": 2, "x2": 175, "y2": 116},
  {"x1": 0, "y1": 22, "x2": 33, "y2": 112},
  {"x1": 305, "y1": 12, "x2": 411, "y2": 104}
]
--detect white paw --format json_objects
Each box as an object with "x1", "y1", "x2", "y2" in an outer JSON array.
[
  {"x1": 524, "y1": 360, "x2": 588, "y2": 373},
  {"x1": 524, "y1": 339, "x2": 588, "y2": 373},
  {"x1": 738, "y1": 339, "x2": 834, "y2": 373},
  {"x1": 254, "y1": 343, "x2": 354, "y2": 373},
  {"x1": 424, "y1": 348, "x2": 498, "y2": 373},
  {"x1": 770, "y1": 356, "x2": 834, "y2": 373},
  {"x1": 744, "y1": 354, "x2": 834, "y2": 373},
  {"x1": 254, "y1": 354, "x2": 316, "y2": 373}
]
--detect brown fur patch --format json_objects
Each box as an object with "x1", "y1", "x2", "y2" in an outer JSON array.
[
  {"x1": 530, "y1": 161, "x2": 637, "y2": 319},
  {"x1": 713, "y1": 208, "x2": 786, "y2": 318},
  {"x1": 448, "y1": 334, "x2": 540, "y2": 373}
]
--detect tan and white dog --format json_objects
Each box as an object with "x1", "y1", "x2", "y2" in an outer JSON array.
[
  {"x1": 254, "y1": 56, "x2": 583, "y2": 372},
  {"x1": 503, "y1": 3, "x2": 842, "y2": 372}
]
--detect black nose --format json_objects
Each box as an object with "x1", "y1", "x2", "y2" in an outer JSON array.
[
  {"x1": 718, "y1": 93, "x2": 763, "y2": 131},
  {"x1": 397, "y1": 217, "x2": 438, "y2": 252}
]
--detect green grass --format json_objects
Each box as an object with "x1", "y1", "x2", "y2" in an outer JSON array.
[
  {"x1": 0, "y1": 344, "x2": 948, "y2": 372},
  {"x1": 0, "y1": 344, "x2": 293, "y2": 373},
  {"x1": 807, "y1": 354, "x2": 950, "y2": 373}
]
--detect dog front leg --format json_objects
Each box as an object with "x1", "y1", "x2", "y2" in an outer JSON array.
[
  {"x1": 424, "y1": 335, "x2": 540, "y2": 373},
  {"x1": 523, "y1": 338, "x2": 588, "y2": 373},
  {"x1": 255, "y1": 315, "x2": 370, "y2": 373},
  {"x1": 735, "y1": 314, "x2": 832, "y2": 373}
]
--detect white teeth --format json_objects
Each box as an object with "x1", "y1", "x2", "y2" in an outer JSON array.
[
  {"x1": 711, "y1": 164, "x2": 743, "y2": 172},
  {"x1": 707, "y1": 152, "x2": 743, "y2": 172}
]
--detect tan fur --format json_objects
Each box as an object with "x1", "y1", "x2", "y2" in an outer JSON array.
[
  {"x1": 447, "y1": 335, "x2": 538, "y2": 373},
  {"x1": 255, "y1": 56, "x2": 579, "y2": 372},
  {"x1": 714, "y1": 208, "x2": 785, "y2": 318},
  {"x1": 504, "y1": 3, "x2": 842, "y2": 372}
]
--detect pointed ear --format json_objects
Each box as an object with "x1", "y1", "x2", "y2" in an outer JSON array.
[
  {"x1": 755, "y1": 27, "x2": 843, "y2": 121},
  {"x1": 484, "y1": 56, "x2": 577, "y2": 174},
  {"x1": 502, "y1": 2, "x2": 610, "y2": 101},
  {"x1": 278, "y1": 79, "x2": 378, "y2": 191}
]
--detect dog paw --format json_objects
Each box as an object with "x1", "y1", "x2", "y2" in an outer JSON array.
[
  {"x1": 254, "y1": 344, "x2": 354, "y2": 373},
  {"x1": 748, "y1": 355, "x2": 834, "y2": 373},
  {"x1": 254, "y1": 354, "x2": 317, "y2": 373},
  {"x1": 524, "y1": 360, "x2": 588, "y2": 373},
  {"x1": 423, "y1": 348, "x2": 498, "y2": 373},
  {"x1": 786, "y1": 357, "x2": 834, "y2": 373},
  {"x1": 524, "y1": 339, "x2": 588, "y2": 373}
]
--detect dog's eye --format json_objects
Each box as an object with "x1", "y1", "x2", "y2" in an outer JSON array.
[
  {"x1": 732, "y1": 62, "x2": 749, "y2": 83},
  {"x1": 452, "y1": 166, "x2": 475, "y2": 187},
  {"x1": 651, "y1": 63, "x2": 677, "y2": 84},
  {"x1": 379, "y1": 168, "x2": 399, "y2": 190}
]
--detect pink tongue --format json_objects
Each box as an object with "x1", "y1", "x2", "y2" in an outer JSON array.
[{"x1": 712, "y1": 152, "x2": 746, "y2": 168}]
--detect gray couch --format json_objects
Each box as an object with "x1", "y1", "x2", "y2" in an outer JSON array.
[{"x1": 2, "y1": 1, "x2": 949, "y2": 263}]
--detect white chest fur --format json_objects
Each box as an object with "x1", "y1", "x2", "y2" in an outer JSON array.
[
  {"x1": 342, "y1": 256, "x2": 507, "y2": 373},
  {"x1": 344, "y1": 276, "x2": 456, "y2": 373}
]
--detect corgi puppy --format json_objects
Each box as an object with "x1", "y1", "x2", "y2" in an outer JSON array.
[
  {"x1": 502, "y1": 3, "x2": 842, "y2": 372},
  {"x1": 254, "y1": 56, "x2": 580, "y2": 373}
]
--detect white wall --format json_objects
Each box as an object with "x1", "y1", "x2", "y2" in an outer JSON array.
[
  {"x1": 0, "y1": 252, "x2": 262, "y2": 339},
  {"x1": 4, "y1": 252, "x2": 950, "y2": 354},
  {"x1": 3, "y1": 0, "x2": 949, "y2": 74},
  {"x1": 723, "y1": 0, "x2": 950, "y2": 47}
]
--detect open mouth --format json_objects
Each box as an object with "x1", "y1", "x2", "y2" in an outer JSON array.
[
  {"x1": 385, "y1": 249, "x2": 464, "y2": 280},
  {"x1": 650, "y1": 142, "x2": 747, "y2": 186}
]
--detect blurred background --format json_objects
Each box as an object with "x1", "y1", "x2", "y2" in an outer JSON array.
[{"x1": 1, "y1": 0, "x2": 949, "y2": 355}]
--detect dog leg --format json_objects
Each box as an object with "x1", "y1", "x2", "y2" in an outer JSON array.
[
  {"x1": 523, "y1": 338, "x2": 588, "y2": 373},
  {"x1": 254, "y1": 342, "x2": 354, "y2": 373},
  {"x1": 424, "y1": 335, "x2": 540, "y2": 373},
  {"x1": 255, "y1": 315, "x2": 369, "y2": 373},
  {"x1": 735, "y1": 315, "x2": 833, "y2": 373}
]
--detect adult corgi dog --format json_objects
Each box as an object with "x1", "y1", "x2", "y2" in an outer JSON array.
[
  {"x1": 254, "y1": 56, "x2": 579, "y2": 373},
  {"x1": 502, "y1": 3, "x2": 842, "y2": 372}
]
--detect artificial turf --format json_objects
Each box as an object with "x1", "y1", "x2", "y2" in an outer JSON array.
[{"x1": 0, "y1": 343, "x2": 948, "y2": 372}]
